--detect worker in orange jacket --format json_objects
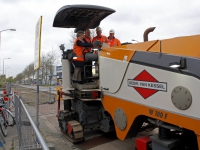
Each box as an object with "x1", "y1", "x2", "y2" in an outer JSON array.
[
  {"x1": 84, "y1": 29, "x2": 93, "y2": 79},
  {"x1": 92, "y1": 26, "x2": 109, "y2": 47},
  {"x1": 72, "y1": 30, "x2": 93, "y2": 83},
  {"x1": 84, "y1": 29, "x2": 92, "y2": 52},
  {"x1": 107, "y1": 29, "x2": 121, "y2": 47}
]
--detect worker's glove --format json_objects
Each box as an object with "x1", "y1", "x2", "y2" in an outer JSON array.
[{"x1": 93, "y1": 40, "x2": 102, "y2": 47}]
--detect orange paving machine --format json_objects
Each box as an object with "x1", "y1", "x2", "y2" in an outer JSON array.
[{"x1": 53, "y1": 4, "x2": 200, "y2": 150}]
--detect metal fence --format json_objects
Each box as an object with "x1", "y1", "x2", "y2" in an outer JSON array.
[
  {"x1": 13, "y1": 86, "x2": 64, "y2": 117},
  {"x1": 14, "y1": 94, "x2": 50, "y2": 150}
]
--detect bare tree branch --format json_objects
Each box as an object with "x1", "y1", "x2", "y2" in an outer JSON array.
[{"x1": 69, "y1": 30, "x2": 76, "y2": 46}]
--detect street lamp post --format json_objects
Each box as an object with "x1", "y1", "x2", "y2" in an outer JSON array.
[
  {"x1": 8, "y1": 72, "x2": 12, "y2": 77},
  {"x1": 0, "y1": 29, "x2": 16, "y2": 72},
  {"x1": 3, "y1": 58, "x2": 11, "y2": 75},
  {"x1": 5, "y1": 67, "x2": 9, "y2": 76}
]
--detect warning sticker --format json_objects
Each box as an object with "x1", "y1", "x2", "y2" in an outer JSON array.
[{"x1": 128, "y1": 70, "x2": 167, "y2": 99}]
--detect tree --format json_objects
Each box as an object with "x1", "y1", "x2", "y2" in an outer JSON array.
[
  {"x1": 0, "y1": 75, "x2": 6, "y2": 88},
  {"x1": 69, "y1": 30, "x2": 76, "y2": 46},
  {"x1": 27, "y1": 62, "x2": 35, "y2": 83},
  {"x1": 40, "y1": 53, "x2": 47, "y2": 84},
  {"x1": 22, "y1": 67, "x2": 29, "y2": 84},
  {"x1": 14, "y1": 73, "x2": 24, "y2": 83},
  {"x1": 39, "y1": 49, "x2": 58, "y2": 84},
  {"x1": 13, "y1": 49, "x2": 59, "y2": 85},
  {"x1": 7, "y1": 76, "x2": 14, "y2": 83}
]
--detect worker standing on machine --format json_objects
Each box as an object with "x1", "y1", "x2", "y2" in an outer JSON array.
[
  {"x1": 84, "y1": 28, "x2": 93, "y2": 79},
  {"x1": 72, "y1": 30, "x2": 93, "y2": 83},
  {"x1": 107, "y1": 29, "x2": 121, "y2": 47},
  {"x1": 84, "y1": 29, "x2": 92, "y2": 49},
  {"x1": 92, "y1": 26, "x2": 109, "y2": 47}
]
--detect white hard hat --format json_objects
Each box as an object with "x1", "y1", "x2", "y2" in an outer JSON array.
[
  {"x1": 96, "y1": 26, "x2": 102, "y2": 31},
  {"x1": 109, "y1": 29, "x2": 115, "y2": 34}
]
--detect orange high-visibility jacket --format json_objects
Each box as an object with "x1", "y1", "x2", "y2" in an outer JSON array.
[
  {"x1": 84, "y1": 36, "x2": 92, "y2": 52},
  {"x1": 92, "y1": 35, "x2": 109, "y2": 44},
  {"x1": 108, "y1": 38, "x2": 121, "y2": 47},
  {"x1": 73, "y1": 38, "x2": 85, "y2": 62}
]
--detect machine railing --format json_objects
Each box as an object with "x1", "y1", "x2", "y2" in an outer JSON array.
[{"x1": 14, "y1": 94, "x2": 49, "y2": 150}]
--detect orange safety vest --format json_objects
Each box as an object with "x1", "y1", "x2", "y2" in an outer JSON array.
[
  {"x1": 73, "y1": 38, "x2": 85, "y2": 62},
  {"x1": 108, "y1": 38, "x2": 121, "y2": 47},
  {"x1": 84, "y1": 36, "x2": 92, "y2": 52},
  {"x1": 92, "y1": 35, "x2": 109, "y2": 44}
]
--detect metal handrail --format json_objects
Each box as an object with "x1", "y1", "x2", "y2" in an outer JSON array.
[{"x1": 14, "y1": 94, "x2": 49, "y2": 150}]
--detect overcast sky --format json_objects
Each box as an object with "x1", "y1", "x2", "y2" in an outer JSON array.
[{"x1": 0, "y1": 0, "x2": 200, "y2": 78}]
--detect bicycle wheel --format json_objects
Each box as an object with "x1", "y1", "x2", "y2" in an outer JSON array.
[
  {"x1": 5, "y1": 109, "x2": 15, "y2": 126},
  {"x1": 0, "y1": 114, "x2": 7, "y2": 137}
]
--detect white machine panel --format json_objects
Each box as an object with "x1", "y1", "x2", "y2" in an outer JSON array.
[
  {"x1": 106, "y1": 63, "x2": 200, "y2": 120},
  {"x1": 99, "y1": 57, "x2": 128, "y2": 93}
]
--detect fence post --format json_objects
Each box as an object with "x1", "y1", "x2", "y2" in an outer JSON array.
[
  {"x1": 14, "y1": 94, "x2": 22, "y2": 149},
  {"x1": 36, "y1": 69, "x2": 40, "y2": 129},
  {"x1": 19, "y1": 97, "x2": 22, "y2": 149},
  {"x1": 49, "y1": 87, "x2": 51, "y2": 103}
]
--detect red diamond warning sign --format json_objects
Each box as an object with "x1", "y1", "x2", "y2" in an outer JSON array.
[{"x1": 128, "y1": 70, "x2": 167, "y2": 99}]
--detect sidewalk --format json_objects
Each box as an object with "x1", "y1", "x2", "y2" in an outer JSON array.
[
  {"x1": 4, "y1": 123, "x2": 17, "y2": 149},
  {"x1": 4, "y1": 103, "x2": 73, "y2": 150},
  {"x1": 4, "y1": 102, "x2": 138, "y2": 150}
]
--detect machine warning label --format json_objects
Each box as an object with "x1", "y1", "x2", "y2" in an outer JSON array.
[{"x1": 128, "y1": 70, "x2": 167, "y2": 99}]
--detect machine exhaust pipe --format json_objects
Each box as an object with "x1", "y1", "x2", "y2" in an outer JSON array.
[{"x1": 143, "y1": 27, "x2": 156, "y2": 42}]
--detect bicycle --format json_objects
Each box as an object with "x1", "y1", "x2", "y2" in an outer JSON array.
[{"x1": 0, "y1": 97, "x2": 15, "y2": 137}]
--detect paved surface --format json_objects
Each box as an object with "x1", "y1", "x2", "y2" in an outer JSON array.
[
  {"x1": 20, "y1": 85, "x2": 57, "y2": 93},
  {"x1": 3, "y1": 86, "x2": 157, "y2": 150},
  {"x1": 4, "y1": 105, "x2": 137, "y2": 150},
  {"x1": 4, "y1": 110, "x2": 17, "y2": 150}
]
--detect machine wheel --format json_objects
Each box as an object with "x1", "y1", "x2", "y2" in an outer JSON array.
[{"x1": 61, "y1": 120, "x2": 84, "y2": 143}]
